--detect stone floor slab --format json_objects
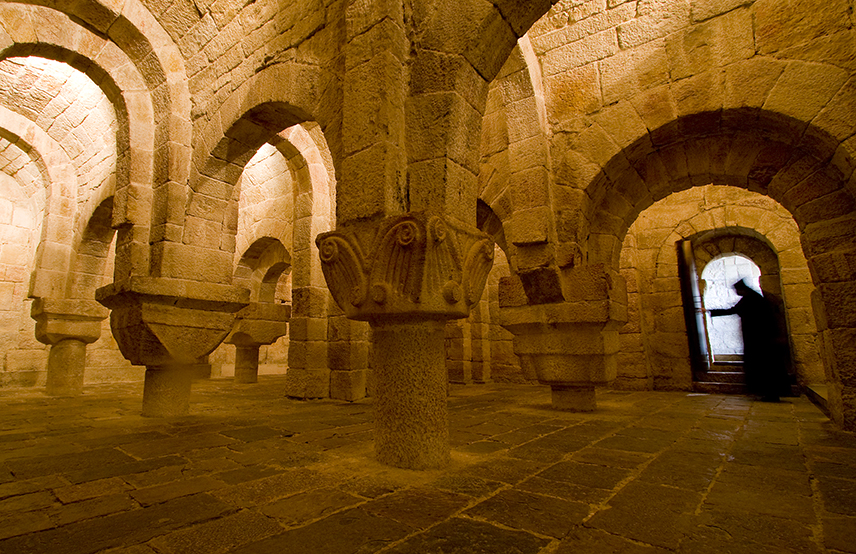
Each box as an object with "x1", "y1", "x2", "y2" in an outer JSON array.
[
  {"x1": 463, "y1": 489, "x2": 588, "y2": 538},
  {"x1": 388, "y1": 517, "x2": 550, "y2": 553},
  {"x1": 230, "y1": 508, "x2": 412, "y2": 554},
  {"x1": 362, "y1": 488, "x2": 471, "y2": 530},
  {"x1": 0, "y1": 378, "x2": 852, "y2": 553}
]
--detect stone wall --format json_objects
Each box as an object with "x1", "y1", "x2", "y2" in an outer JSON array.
[{"x1": 1, "y1": 0, "x2": 856, "y2": 429}]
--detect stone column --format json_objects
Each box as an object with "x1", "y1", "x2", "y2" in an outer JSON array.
[
  {"x1": 500, "y1": 265, "x2": 627, "y2": 412},
  {"x1": 317, "y1": 213, "x2": 494, "y2": 469},
  {"x1": 373, "y1": 318, "x2": 448, "y2": 468},
  {"x1": 225, "y1": 302, "x2": 291, "y2": 384},
  {"x1": 96, "y1": 277, "x2": 248, "y2": 417},
  {"x1": 31, "y1": 298, "x2": 109, "y2": 396}
]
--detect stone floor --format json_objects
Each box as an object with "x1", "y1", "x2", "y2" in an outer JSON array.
[{"x1": 1, "y1": 376, "x2": 855, "y2": 554}]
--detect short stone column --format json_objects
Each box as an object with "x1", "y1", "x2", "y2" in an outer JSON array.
[
  {"x1": 31, "y1": 298, "x2": 109, "y2": 396},
  {"x1": 317, "y1": 213, "x2": 494, "y2": 469},
  {"x1": 500, "y1": 265, "x2": 627, "y2": 412},
  {"x1": 373, "y1": 318, "x2": 448, "y2": 468},
  {"x1": 96, "y1": 277, "x2": 248, "y2": 417},
  {"x1": 225, "y1": 302, "x2": 291, "y2": 383}
]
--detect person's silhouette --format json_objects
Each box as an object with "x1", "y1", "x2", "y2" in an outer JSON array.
[{"x1": 709, "y1": 279, "x2": 790, "y2": 401}]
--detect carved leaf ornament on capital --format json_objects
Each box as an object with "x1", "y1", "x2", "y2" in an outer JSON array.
[{"x1": 317, "y1": 214, "x2": 495, "y2": 321}]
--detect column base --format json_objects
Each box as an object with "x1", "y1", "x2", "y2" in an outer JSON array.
[
  {"x1": 45, "y1": 339, "x2": 87, "y2": 396},
  {"x1": 551, "y1": 385, "x2": 596, "y2": 412},
  {"x1": 142, "y1": 366, "x2": 193, "y2": 417}
]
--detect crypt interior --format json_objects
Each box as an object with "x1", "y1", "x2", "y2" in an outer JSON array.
[{"x1": 1, "y1": 0, "x2": 856, "y2": 552}]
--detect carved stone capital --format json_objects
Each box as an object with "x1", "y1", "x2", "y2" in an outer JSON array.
[
  {"x1": 503, "y1": 320, "x2": 621, "y2": 386},
  {"x1": 96, "y1": 277, "x2": 249, "y2": 367},
  {"x1": 31, "y1": 298, "x2": 109, "y2": 345},
  {"x1": 499, "y1": 264, "x2": 628, "y2": 411},
  {"x1": 499, "y1": 263, "x2": 628, "y2": 311},
  {"x1": 226, "y1": 302, "x2": 291, "y2": 347},
  {"x1": 316, "y1": 213, "x2": 494, "y2": 322}
]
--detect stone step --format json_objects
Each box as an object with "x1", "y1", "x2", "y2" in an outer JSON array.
[
  {"x1": 692, "y1": 381, "x2": 749, "y2": 395},
  {"x1": 708, "y1": 362, "x2": 743, "y2": 372},
  {"x1": 697, "y1": 370, "x2": 745, "y2": 384},
  {"x1": 805, "y1": 384, "x2": 830, "y2": 417}
]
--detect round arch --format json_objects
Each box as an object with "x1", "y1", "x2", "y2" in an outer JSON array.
[
  {"x1": 618, "y1": 185, "x2": 824, "y2": 395},
  {"x1": 0, "y1": 106, "x2": 76, "y2": 299},
  {"x1": 584, "y1": 110, "x2": 855, "y2": 270},
  {"x1": 234, "y1": 237, "x2": 292, "y2": 304},
  {"x1": 0, "y1": 2, "x2": 190, "y2": 283}
]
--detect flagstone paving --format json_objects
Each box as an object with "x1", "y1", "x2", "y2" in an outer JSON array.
[{"x1": 0, "y1": 377, "x2": 854, "y2": 553}]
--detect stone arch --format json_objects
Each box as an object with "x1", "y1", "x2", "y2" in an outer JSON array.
[
  {"x1": 692, "y1": 228, "x2": 781, "y2": 294},
  {"x1": 194, "y1": 63, "x2": 329, "y2": 175},
  {"x1": 67, "y1": 197, "x2": 116, "y2": 300},
  {"x1": 0, "y1": 49, "x2": 121, "y2": 241},
  {"x1": 234, "y1": 237, "x2": 291, "y2": 304},
  {"x1": 479, "y1": 37, "x2": 552, "y2": 270},
  {"x1": 178, "y1": 63, "x2": 330, "y2": 284},
  {"x1": 582, "y1": 111, "x2": 855, "y2": 427},
  {"x1": 268, "y1": 124, "x2": 336, "y2": 300},
  {"x1": 618, "y1": 181, "x2": 828, "y2": 406},
  {"x1": 195, "y1": 75, "x2": 338, "y2": 396},
  {"x1": 584, "y1": 110, "x2": 855, "y2": 270},
  {"x1": 180, "y1": 101, "x2": 313, "y2": 284},
  {"x1": 0, "y1": 2, "x2": 190, "y2": 282},
  {"x1": 0, "y1": 107, "x2": 76, "y2": 299},
  {"x1": 0, "y1": 0, "x2": 190, "y2": 145}
]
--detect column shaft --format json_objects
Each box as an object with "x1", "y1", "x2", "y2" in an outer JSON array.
[
  {"x1": 373, "y1": 319, "x2": 449, "y2": 469},
  {"x1": 142, "y1": 365, "x2": 194, "y2": 417},
  {"x1": 45, "y1": 338, "x2": 87, "y2": 396},
  {"x1": 235, "y1": 346, "x2": 260, "y2": 384}
]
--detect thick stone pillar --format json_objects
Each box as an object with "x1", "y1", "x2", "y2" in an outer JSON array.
[
  {"x1": 31, "y1": 298, "x2": 108, "y2": 396},
  {"x1": 317, "y1": 213, "x2": 494, "y2": 469},
  {"x1": 328, "y1": 315, "x2": 371, "y2": 402},
  {"x1": 500, "y1": 265, "x2": 627, "y2": 412},
  {"x1": 46, "y1": 339, "x2": 87, "y2": 394},
  {"x1": 285, "y1": 288, "x2": 329, "y2": 399},
  {"x1": 225, "y1": 302, "x2": 291, "y2": 384},
  {"x1": 96, "y1": 277, "x2": 248, "y2": 416}
]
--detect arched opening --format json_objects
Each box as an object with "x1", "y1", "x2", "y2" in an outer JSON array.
[
  {"x1": 471, "y1": 200, "x2": 524, "y2": 384},
  {"x1": 617, "y1": 186, "x2": 820, "y2": 394},
  {"x1": 0, "y1": 169, "x2": 43, "y2": 386},
  {"x1": 701, "y1": 253, "x2": 762, "y2": 362},
  {"x1": 197, "y1": 107, "x2": 340, "y2": 396}
]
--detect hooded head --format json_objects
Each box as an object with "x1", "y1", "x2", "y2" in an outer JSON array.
[{"x1": 733, "y1": 278, "x2": 753, "y2": 296}]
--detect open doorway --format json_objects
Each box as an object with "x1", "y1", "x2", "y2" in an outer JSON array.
[{"x1": 701, "y1": 254, "x2": 762, "y2": 363}]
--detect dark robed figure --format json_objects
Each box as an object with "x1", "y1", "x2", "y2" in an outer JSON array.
[{"x1": 709, "y1": 279, "x2": 790, "y2": 401}]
